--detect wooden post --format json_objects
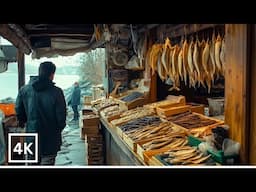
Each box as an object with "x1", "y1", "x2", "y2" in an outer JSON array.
[
  {"x1": 249, "y1": 24, "x2": 256, "y2": 164},
  {"x1": 104, "y1": 43, "x2": 110, "y2": 97},
  {"x1": 17, "y1": 50, "x2": 25, "y2": 90},
  {"x1": 224, "y1": 24, "x2": 250, "y2": 164},
  {"x1": 148, "y1": 29, "x2": 157, "y2": 103}
]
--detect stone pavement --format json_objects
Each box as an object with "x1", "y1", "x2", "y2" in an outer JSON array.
[{"x1": 55, "y1": 114, "x2": 87, "y2": 166}]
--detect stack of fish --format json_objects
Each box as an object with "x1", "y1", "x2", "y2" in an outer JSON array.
[
  {"x1": 144, "y1": 32, "x2": 225, "y2": 93},
  {"x1": 159, "y1": 146, "x2": 212, "y2": 165},
  {"x1": 119, "y1": 116, "x2": 161, "y2": 132},
  {"x1": 111, "y1": 107, "x2": 155, "y2": 126}
]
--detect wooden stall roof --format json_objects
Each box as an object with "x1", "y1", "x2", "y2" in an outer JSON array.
[{"x1": 0, "y1": 24, "x2": 160, "y2": 59}]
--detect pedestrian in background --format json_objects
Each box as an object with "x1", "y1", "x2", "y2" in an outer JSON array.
[{"x1": 70, "y1": 82, "x2": 81, "y2": 122}]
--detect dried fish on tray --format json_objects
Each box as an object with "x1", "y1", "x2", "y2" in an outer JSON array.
[
  {"x1": 126, "y1": 122, "x2": 174, "y2": 142},
  {"x1": 111, "y1": 107, "x2": 155, "y2": 126},
  {"x1": 167, "y1": 111, "x2": 217, "y2": 128},
  {"x1": 100, "y1": 105, "x2": 125, "y2": 122},
  {"x1": 120, "y1": 91, "x2": 144, "y2": 102},
  {"x1": 155, "y1": 146, "x2": 215, "y2": 165},
  {"x1": 119, "y1": 116, "x2": 162, "y2": 132},
  {"x1": 92, "y1": 98, "x2": 119, "y2": 112},
  {"x1": 167, "y1": 111, "x2": 224, "y2": 138}
]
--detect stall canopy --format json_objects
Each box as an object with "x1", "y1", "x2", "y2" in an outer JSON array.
[{"x1": 0, "y1": 24, "x2": 160, "y2": 59}]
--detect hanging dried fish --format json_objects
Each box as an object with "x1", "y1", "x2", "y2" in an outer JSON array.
[
  {"x1": 209, "y1": 32, "x2": 216, "y2": 84},
  {"x1": 193, "y1": 38, "x2": 201, "y2": 86},
  {"x1": 178, "y1": 44, "x2": 184, "y2": 81},
  {"x1": 157, "y1": 48, "x2": 166, "y2": 81},
  {"x1": 161, "y1": 38, "x2": 171, "y2": 74},
  {"x1": 215, "y1": 34, "x2": 222, "y2": 77},
  {"x1": 187, "y1": 38, "x2": 196, "y2": 88},
  {"x1": 169, "y1": 45, "x2": 181, "y2": 91},
  {"x1": 220, "y1": 37, "x2": 225, "y2": 76},
  {"x1": 202, "y1": 38, "x2": 210, "y2": 77},
  {"x1": 182, "y1": 38, "x2": 189, "y2": 86},
  {"x1": 198, "y1": 39, "x2": 206, "y2": 88}
]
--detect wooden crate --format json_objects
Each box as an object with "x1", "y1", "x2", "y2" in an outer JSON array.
[
  {"x1": 170, "y1": 112, "x2": 225, "y2": 137},
  {"x1": 100, "y1": 112, "x2": 121, "y2": 123},
  {"x1": 116, "y1": 126, "x2": 124, "y2": 139},
  {"x1": 122, "y1": 133, "x2": 136, "y2": 151},
  {"x1": 82, "y1": 117, "x2": 99, "y2": 126},
  {"x1": 84, "y1": 96, "x2": 92, "y2": 105},
  {"x1": 145, "y1": 95, "x2": 186, "y2": 108},
  {"x1": 86, "y1": 134, "x2": 103, "y2": 143},
  {"x1": 88, "y1": 159, "x2": 104, "y2": 165},
  {"x1": 80, "y1": 127, "x2": 85, "y2": 140},
  {"x1": 187, "y1": 103, "x2": 205, "y2": 114},
  {"x1": 123, "y1": 133, "x2": 165, "y2": 153},
  {"x1": 148, "y1": 156, "x2": 164, "y2": 166},
  {"x1": 137, "y1": 143, "x2": 145, "y2": 161},
  {"x1": 156, "y1": 105, "x2": 191, "y2": 117},
  {"x1": 143, "y1": 148, "x2": 173, "y2": 165},
  {"x1": 81, "y1": 106, "x2": 94, "y2": 115},
  {"x1": 83, "y1": 125, "x2": 99, "y2": 135},
  {"x1": 115, "y1": 91, "x2": 146, "y2": 110}
]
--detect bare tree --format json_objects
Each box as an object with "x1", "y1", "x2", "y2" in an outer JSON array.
[{"x1": 79, "y1": 48, "x2": 105, "y2": 85}]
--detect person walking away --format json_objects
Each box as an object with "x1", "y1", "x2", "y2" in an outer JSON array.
[
  {"x1": 70, "y1": 82, "x2": 81, "y2": 122},
  {"x1": 15, "y1": 61, "x2": 66, "y2": 165}
]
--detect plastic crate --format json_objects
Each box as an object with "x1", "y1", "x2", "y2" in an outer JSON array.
[
  {"x1": 187, "y1": 135, "x2": 239, "y2": 165},
  {"x1": 188, "y1": 135, "x2": 203, "y2": 146}
]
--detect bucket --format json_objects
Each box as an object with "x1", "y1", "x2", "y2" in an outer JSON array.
[{"x1": 207, "y1": 97, "x2": 224, "y2": 116}]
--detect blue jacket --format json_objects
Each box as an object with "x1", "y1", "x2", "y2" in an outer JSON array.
[
  {"x1": 15, "y1": 76, "x2": 66, "y2": 156},
  {"x1": 70, "y1": 86, "x2": 81, "y2": 106}
]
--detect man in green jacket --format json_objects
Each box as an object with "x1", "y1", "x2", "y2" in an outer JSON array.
[{"x1": 15, "y1": 61, "x2": 66, "y2": 165}]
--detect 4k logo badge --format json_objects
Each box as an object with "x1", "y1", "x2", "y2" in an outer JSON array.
[{"x1": 8, "y1": 133, "x2": 38, "y2": 163}]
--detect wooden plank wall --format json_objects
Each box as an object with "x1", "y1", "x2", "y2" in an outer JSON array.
[
  {"x1": 249, "y1": 24, "x2": 256, "y2": 164},
  {"x1": 225, "y1": 24, "x2": 249, "y2": 164}
]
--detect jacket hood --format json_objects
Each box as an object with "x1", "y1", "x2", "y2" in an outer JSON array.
[{"x1": 32, "y1": 76, "x2": 55, "y2": 92}]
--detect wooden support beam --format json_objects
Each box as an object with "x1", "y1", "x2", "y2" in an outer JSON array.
[
  {"x1": 224, "y1": 24, "x2": 250, "y2": 164},
  {"x1": 8, "y1": 24, "x2": 32, "y2": 49},
  {"x1": 0, "y1": 24, "x2": 31, "y2": 55},
  {"x1": 249, "y1": 24, "x2": 256, "y2": 164},
  {"x1": 17, "y1": 50, "x2": 25, "y2": 90},
  {"x1": 148, "y1": 28, "x2": 157, "y2": 103}
]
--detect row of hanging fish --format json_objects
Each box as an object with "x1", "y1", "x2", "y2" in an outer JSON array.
[{"x1": 143, "y1": 33, "x2": 225, "y2": 93}]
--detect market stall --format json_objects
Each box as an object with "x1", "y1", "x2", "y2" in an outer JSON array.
[
  {"x1": 78, "y1": 24, "x2": 252, "y2": 166},
  {"x1": 1, "y1": 24, "x2": 256, "y2": 165}
]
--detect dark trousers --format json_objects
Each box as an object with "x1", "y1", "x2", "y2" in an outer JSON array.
[{"x1": 72, "y1": 105, "x2": 79, "y2": 120}]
